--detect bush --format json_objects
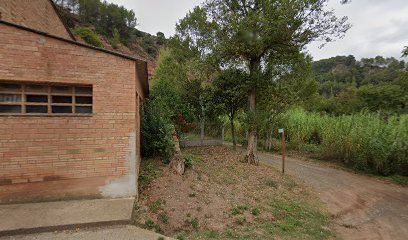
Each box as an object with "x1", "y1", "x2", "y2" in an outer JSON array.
[
  {"x1": 282, "y1": 108, "x2": 408, "y2": 176},
  {"x1": 72, "y1": 27, "x2": 104, "y2": 48},
  {"x1": 141, "y1": 100, "x2": 175, "y2": 163},
  {"x1": 111, "y1": 28, "x2": 121, "y2": 49},
  {"x1": 184, "y1": 154, "x2": 193, "y2": 168}
]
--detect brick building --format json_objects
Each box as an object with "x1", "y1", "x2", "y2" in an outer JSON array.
[{"x1": 0, "y1": 0, "x2": 149, "y2": 203}]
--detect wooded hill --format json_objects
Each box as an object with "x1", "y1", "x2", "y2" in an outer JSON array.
[
  {"x1": 53, "y1": 0, "x2": 165, "y2": 74},
  {"x1": 52, "y1": 1, "x2": 407, "y2": 116},
  {"x1": 309, "y1": 55, "x2": 407, "y2": 115}
]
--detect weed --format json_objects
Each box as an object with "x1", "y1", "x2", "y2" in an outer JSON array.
[
  {"x1": 184, "y1": 154, "x2": 194, "y2": 168},
  {"x1": 235, "y1": 216, "x2": 246, "y2": 225},
  {"x1": 176, "y1": 233, "x2": 186, "y2": 240},
  {"x1": 158, "y1": 212, "x2": 169, "y2": 224},
  {"x1": 188, "y1": 192, "x2": 196, "y2": 197},
  {"x1": 251, "y1": 207, "x2": 261, "y2": 216},
  {"x1": 204, "y1": 230, "x2": 219, "y2": 238},
  {"x1": 191, "y1": 217, "x2": 200, "y2": 229},
  {"x1": 266, "y1": 199, "x2": 333, "y2": 239},
  {"x1": 148, "y1": 199, "x2": 163, "y2": 213},
  {"x1": 231, "y1": 205, "x2": 249, "y2": 215},
  {"x1": 265, "y1": 180, "x2": 278, "y2": 188},
  {"x1": 145, "y1": 219, "x2": 162, "y2": 233},
  {"x1": 385, "y1": 175, "x2": 408, "y2": 186}
]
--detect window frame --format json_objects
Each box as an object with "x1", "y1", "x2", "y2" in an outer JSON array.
[{"x1": 0, "y1": 81, "x2": 93, "y2": 116}]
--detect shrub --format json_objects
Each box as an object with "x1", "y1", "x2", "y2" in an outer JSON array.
[
  {"x1": 141, "y1": 100, "x2": 175, "y2": 163},
  {"x1": 252, "y1": 207, "x2": 261, "y2": 216},
  {"x1": 184, "y1": 154, "x2": 193, "y2": 168},
  {"x1": 111, "y1": 28, "x2": 121, "y2": 49},
  {"x1": 72, "y1": 27, "x2": 104, "y2": 48}
]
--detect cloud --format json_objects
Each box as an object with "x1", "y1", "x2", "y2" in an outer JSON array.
[
  {"x1": 307, "y1": 0, "x2": 408, "y2": 60},
  {"x1": 108, "y1": 0, "x2": 408, "y2": 60}
]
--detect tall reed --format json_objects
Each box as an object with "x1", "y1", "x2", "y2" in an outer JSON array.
[{"x1": 281, "y1": 109, "x2": 408, "y2": 176}]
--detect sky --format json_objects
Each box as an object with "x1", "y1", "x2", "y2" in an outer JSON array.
[{"x1": 108, "y1": 0, "x2": 408, "y2": 61}]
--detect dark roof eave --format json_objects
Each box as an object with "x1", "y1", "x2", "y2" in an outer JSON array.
[{"x1": 0, "y1": 20, "x2": 149, "y2": 97}]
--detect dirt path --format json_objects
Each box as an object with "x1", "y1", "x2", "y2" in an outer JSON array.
[{"x1": 252, "y1": 150, "x2": 408, "y2": 240}]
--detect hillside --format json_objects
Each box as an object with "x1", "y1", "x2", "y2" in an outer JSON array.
[
  {"x1": 310, "y1": 55, "x2": 407, "y2": 114},
  {"x1": 53, "y1": 0, "x2": 165, "y2": 78}
]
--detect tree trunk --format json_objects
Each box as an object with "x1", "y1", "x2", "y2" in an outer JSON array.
[
  {"x1": 245, "y1": 88, "x2": 259, "y2": 164},
  {"x1": 169, "y1": 129, "x2": 185, "y2": 175},
  {"x1": 230, "y1": 117, "x2": 236, "y2": 150},
  {"x1": 245, "y1": 58, "x2": 261, "y2": 165}
]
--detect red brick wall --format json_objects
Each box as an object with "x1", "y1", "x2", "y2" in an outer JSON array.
[
  {"x1": 0, "y1": 0, "x2": 73, "y2": 40},
  {"x1": 0, "y1": 23, "x2": 145, "y2": 202}
]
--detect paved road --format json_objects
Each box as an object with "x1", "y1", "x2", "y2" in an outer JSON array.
[{"x1": 254, "y1": 150, "x2": 408, "y2": 240}]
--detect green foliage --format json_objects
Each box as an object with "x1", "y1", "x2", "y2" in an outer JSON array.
[
  {"x1": 210, "y1": 69, "x2": 248, "y2": 147},
  {"x1": 191, "y1": 218, "x2": 200, "y2": 229},
  {"x1": 183, "y1": 154, "x2": 194, "y2": 168},
  {"x1": 156, "y1": 32, "x2": 166, "y2": 45},
  {"x1": 141, "y1": 99, "x2": 175, "y2": 163},
  {"x1": 357, "y1": 84, "x2": 406, "y2": 113},
  {"x1": 72, "y1": 27, "x2": 103, "y2": 48},
  {"x1": 144, "y1": 219, "x2": 163, "y2": 233},
  {"x1": 176, "y1": 0, "x2": 350, "y2": 155},
  {"x1": 148, "y1": 199, "x2": 163, "y2": 213},
  {"x1": 158, "y1": 212, "x2": 169, "y2": 224},
  {"x1": 282, "y1": 108, "x2": 408, "y2": 176},
  {"x1": 311, "y1": 55, "x2": 407, "y2": 115},
  {"x1": 251, "y1": 208, "x2": 261, "y2": 216},
  {"x1": 403, "y1": 46, "x2": 408, "y2": 57},
  {"x1": 230, "y1": 205, "x2": 249, "y2": 215},
  {"x1": 267, "y1": 199, "x2": 332, "y2": 239},
  {"x1": 176, "y1": 233, "x2": 187, "y2": 240},
  {"x1": 151, "y1": 46, "x2": 215, "y2": 130},
  {"x1": 385, "y1": 175, "x2": 408, "y2": 186},
  {"x1": 111, "y1": 28, "x2": 121, "y2": 49},
  {"x1": 54, "y1": 0, "x2": 162, "y2": 58}
]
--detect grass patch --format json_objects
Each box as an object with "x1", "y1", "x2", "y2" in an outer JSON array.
[
  {"x1": 231, "y1": 205, "x2": 249, "y2": 215},
  {"x1": 265, "y1": 199, "x2": 333, "y2": 239},
  {"x1": 148, "y1": 199, "x2": 164, "y2": 213},
  {"x1": 384, "y1": 175, "x2": 408, "y2": 186},
  {"x1": 145, "y1": 219, "x2": 163, "y2": 233},
  {"x1": 139, "y1": 147, "x2": 335, "y2": 240},
  {"x1": 251, "y1": 207, "x2": 261, "y2": 216},
  {"x1": 158, "y1": 212, "x2": 169, "y2": 224}
]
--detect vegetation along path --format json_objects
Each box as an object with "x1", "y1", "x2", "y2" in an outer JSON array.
[{"x1": 252, "y1": 150, "x2": 408, "y2": 240}]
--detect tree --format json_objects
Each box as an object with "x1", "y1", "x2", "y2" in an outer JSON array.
[
  {"x1": 176, "y1": 0, "x2": 350, "y2": 164},
  {"x1": 403, "y1": 46, "x2": 408, "y2": 58},
  {"x1": 357, "y1": 84, "x2": 406, "y2": 113},
  {"x1": 156, "y1": 32, "x2": 166, "y2": 45},
  {"x1": 211, "y1": 69, "x2": 247, "y2": 150},
  {"x1": 111, "y1": 28, "x2": 121, "y2": 49}
]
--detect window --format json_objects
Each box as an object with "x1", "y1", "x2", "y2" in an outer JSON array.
[{"x1": 0, "y1": 82, "x2": 93, "y2": 115}]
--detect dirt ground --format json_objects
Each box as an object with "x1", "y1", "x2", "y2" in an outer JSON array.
[
  {"x1": 136, "y1": 146, "x2": 334, "y2": 239},
  {"x1": 255, "y1": 150, "x2": 408, "y2": 240}
]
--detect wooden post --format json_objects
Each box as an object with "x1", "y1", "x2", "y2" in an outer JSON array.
[
  {"x1": 279, "y1": 128, "x2": 285, "y2": 174},
  {"x1": 282, "y1": 129, "x2": 286, "y2": 174},
  {"x1": 221, "y1": 126, "x2": 225, "y2": 145}
]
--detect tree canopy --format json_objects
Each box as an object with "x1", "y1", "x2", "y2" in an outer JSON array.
[
  {"x1": 310, "y1": 55, "x2": 407, "y2": 115},
  {"x1": 176, "y1": 0, "x2": 351, "y2": 164}
]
